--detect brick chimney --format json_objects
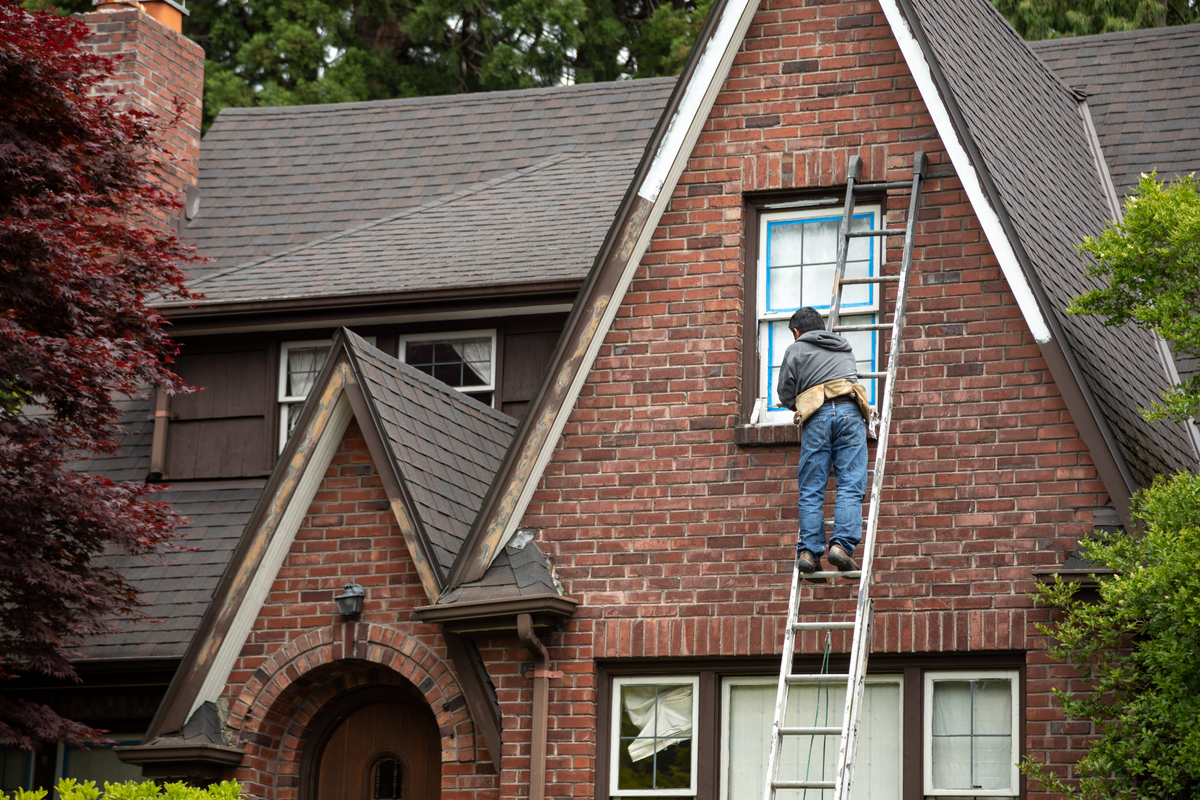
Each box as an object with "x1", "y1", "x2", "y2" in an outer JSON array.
[{"x1": 78, "y1": 0, "x2": 204, "y2": 228}]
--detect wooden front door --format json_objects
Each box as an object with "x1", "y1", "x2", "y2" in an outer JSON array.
[{"x1": 309, "y1": 688, "x2": 440, "y2": 800}]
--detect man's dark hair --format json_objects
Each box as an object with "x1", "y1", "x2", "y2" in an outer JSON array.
[{"x1": 789, "y1": 307, "x2": 825, "y2": 335}]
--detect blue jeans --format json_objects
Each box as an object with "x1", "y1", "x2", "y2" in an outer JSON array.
[{"x1": 797, "y1": 401, "x2": 867, "y2": 558}]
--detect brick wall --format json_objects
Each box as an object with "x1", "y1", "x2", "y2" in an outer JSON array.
[
  {"x1": 511, "y1": 0, "x2": 1100, "y2": 797},
  {"x1": 219, "y1": 421, "x2": 499, "y2": 800},
  {"x1": 79, "y1": 7, "x2": 203, "y2": 221}
]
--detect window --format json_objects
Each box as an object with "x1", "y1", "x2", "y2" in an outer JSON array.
[
  {"x1": 278, "y1": 337, "x2": 374, "y2": 451},
  {"x1": 610, "y1": 676, "x2": 700, "y2": 797},
  {"x1": 1, "y1": 748, "x2": 32, "y2": 794},
  {"x1": 601, "y1": 663, "x2": 1022, "y2": 800},
  {"x1": 399, "y1": 330, "x2": 496, "y2": 407},
  {"x1": 755, "y1": 204, "x2": 882, "y2": 425},
  {"x1": 924, "y1": 672, "x2": 1019, "y2": 798},
  {"x1": 721, "y1": 676, "x2": 902, "y2": 800},
  {"x1": 371, "y1": 755, "x2": 403, "y2": 799},
  {"x1": 279, "y1": 339, "x2": 333, "y2": 450},
  {"x1": 56, "y1": 734, "x2": 143, "y2": 792}
]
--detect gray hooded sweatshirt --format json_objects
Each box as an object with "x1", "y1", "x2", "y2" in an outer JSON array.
[{"x1": 776, "y1": 330, "x2": 859, "y2": 411}]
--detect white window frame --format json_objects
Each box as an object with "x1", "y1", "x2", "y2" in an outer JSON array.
[
  {"x1": 397, "y1": 329, "x2": 497, "y2": 407},
  {"x1": 610, "y1": 675, "x2": 701, "y2": 798},
  {"x1": 756, "y1": 204, "x2": 883, "y2": 426},
  {"x1": 923, "y1": 670, "x2": 1020, "y2": 798},
  {"x1": 719, "y1": 675, "x2": 903, "y2": 800},
  {"x1": 278, "y1": 337, "x2": 373, "y2": 451}
]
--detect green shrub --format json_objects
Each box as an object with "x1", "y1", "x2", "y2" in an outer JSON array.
[{"x1": 1, "y1": 779, "x2": 242, "y2": 800}]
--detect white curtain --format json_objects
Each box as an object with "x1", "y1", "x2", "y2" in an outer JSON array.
[
  {"x1": 287, "y1": 347, "x2": 329, "y2": 398},
  {"x1": 450, "y1": 338, "x2": 492, "y2": 384},
  {"x1": 622, "y1": 685, "x2": 694, "y2": 762},
  {"x1": 724, "y1": 681, "x2": 901, "y2": 800},
  {"x1": 931, "y1": 680, "x2": 1012, "y2": 792}
]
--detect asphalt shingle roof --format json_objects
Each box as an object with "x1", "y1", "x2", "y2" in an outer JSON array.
[
  {"x1": 172, "y1": 148, "x2": 642, "y2": 307},
  {"x1": 75, "y1": 480, "x2": 264, "y2": 661},
  {"x1": 183, "y1": 78, "x2": 675, "y2": 277},
  {"x1": 346, "y1": 331, "x2": 518, "y2": 574},
  {"x1": 1030, "y1": 24, "x2": 1200, "y2": 197},
  {"x1": 910, "y1": 0, "x2": 1197, "y2": 485}
]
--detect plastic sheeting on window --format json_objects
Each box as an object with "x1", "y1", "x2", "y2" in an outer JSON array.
[{"x1": 621, "y1": 684, "x2": 693, "y2": 762}]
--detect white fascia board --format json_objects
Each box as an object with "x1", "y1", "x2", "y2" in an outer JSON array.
[
  {"x1": 188, "y1": 393, "x2": 355, "y2": 718},
  {"x1": 877, "y1": 0, "x2": 1053, "y2": 345},
  {"x1": 639, "y1": 0, "x2": 758, "y2": 202}
]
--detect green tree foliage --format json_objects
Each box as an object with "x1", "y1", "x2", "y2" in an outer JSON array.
[
  {"x1": 1021, "y1": 471, "x2": 1200, "y2": 799},
  {"x1": 3, "y1": 779, "x2": 242, "y2": 799},
  {"x1": 1069, "y1": 173, "x2": 1200, "y2": 424},
  {"x1": 991, "y1": 0, "x2": 1198, "y2": 39},
  {"x1": 186, "y1": 0, "x2": 713, "y2": 131}
]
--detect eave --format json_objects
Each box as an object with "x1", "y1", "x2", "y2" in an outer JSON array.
[{"x1": 414, "y1": 595, "x2": 579, "y2": 636}]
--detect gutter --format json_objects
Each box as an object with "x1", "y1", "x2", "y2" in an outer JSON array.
[{"x1": 517, "y1": 613, "x2": 562, "y2": 800}]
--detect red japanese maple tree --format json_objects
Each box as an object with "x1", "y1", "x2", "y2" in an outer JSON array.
[{"x1": 0, "y1": 0, "x2": 195, "y2": 748}]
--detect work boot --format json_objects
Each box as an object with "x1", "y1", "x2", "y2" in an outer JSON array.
[
  {"x1": 827, "y1": 543, "x2": 858, "y2": 572},
  {"x1": 796, "y1": 550, "x2": 826, "y2": 583}
]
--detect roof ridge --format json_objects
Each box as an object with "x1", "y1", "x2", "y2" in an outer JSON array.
[
  {"x1": 177, "y1": 151, "x2": 582, "y2": 297},
  {"x1": 213, "y1": 77, "x2": 679, "y2": 120}
]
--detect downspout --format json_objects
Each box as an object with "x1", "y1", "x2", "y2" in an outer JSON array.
[{"x1": 517, "y1": 613, "x2": 561, "y2": 800}]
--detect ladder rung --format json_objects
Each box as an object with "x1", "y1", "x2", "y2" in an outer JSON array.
[
  {"x1": 780, "y1": 726, "x2": 842, "y2": 736},
  {"x1": 839, "y1": 275, "x2": 899, "y2": 285},
  {"x1": 846, "y1": 228, "x2": 903, "y2": 238},
  {"x1": 833, "y1": 323, "x2": 892, "y2": 332},
  {"x1": 773, "y1": 780, "x2": 837, "y2": 790},
  {"x1": 859, "y1": 371, "x2": 886, "y2": 379},
  {"x1": 792, "y1": 621, "x2": 855, "y2": 631},
  {"x1": 787, "y1": 673, "x2": 850, "y2": 684},
  {"x1": 855, "y1": 179, "x2": 916, "y2": 191},
  {"x1": 803, "y1": 570, "x2": 862, "y2": 581}
]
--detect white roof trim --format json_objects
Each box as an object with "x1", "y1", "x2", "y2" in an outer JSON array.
[
  {"x1": 877, "y1": 0, "x2": 1053, "y2": 344},
  {"x1": 639, "y1": 0, "x2": 757, "y2": 202},
  {"x1": 188, "y1": 393, "x2": 354, "y2": 719}
]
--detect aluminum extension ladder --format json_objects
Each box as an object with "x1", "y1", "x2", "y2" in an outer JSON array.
[{"x1": 762, "y1": 151, "x2": 927, "y2": 800}]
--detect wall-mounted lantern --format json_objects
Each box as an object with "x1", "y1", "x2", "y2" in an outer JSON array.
[{"x1": 334, "y1": 582, "x2": 365, "y2": 617}]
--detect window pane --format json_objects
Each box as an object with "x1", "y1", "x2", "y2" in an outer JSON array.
[
  {"x1": 724, "y1": 680, "x2": 900, "y2": 800},
  {"x1": 768, "y1": 222, "x2": 805, "y2": 269},
  {"x1": 932, "y1": 682, "x2": 972, "y2": 736},
  {"x1": 768, "y1": 265, "x2": 805, "y2": 311},
  {"x1": 617, "y1": 684, "x2": 694, "y2": 792},
  {"x1": 801, "y1": 217, "x2": 839, "y2": 266},
  {"x1": 406, "y1": 341, "x2": 434, "y2": 367},
  {"x1": 931, "y1": 733, "x2": 972, "y2": 789},
  {"x1": 973, "y1": 681, "x2": 1011, "y2": 736},
  {"x1": 286, "y1": 346, "x2": 330, "y2": 397},
  {"x1": 974, "y1": 735, "x2": 1013, "y2": 790}
]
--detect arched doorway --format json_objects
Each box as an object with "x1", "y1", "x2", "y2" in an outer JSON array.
[{"x1": 301, "y1": 685, "x2": 440, "y2": 800}]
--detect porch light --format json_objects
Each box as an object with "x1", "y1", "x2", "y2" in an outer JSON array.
[{"x1": 334, "y1": 582, "x2": 365, "y2": 616}]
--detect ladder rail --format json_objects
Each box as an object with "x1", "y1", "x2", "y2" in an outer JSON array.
[
  {"x1": 761, "y1": 562, "x2": 803, "y2": 800},
  {"x1": 831, "y1": 151, "x2": 927, "y2": 800}
]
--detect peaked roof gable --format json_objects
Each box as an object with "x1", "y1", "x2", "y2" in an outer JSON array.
[
  {"x1": 146, "y1": 330, "x2": 516, "y2": 738},
  {"x1": 446, "y1": 0, "x2": 1199, "y2": 589}
]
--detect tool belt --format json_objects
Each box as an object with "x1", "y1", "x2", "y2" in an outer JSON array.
[{"x1": 792, "y1": 378, "x2": 872, "y2": 427}]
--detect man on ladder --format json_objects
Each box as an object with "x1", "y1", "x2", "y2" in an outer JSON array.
[{"x1": 777, "y1": 306, "x2": 872, "y2": 578}]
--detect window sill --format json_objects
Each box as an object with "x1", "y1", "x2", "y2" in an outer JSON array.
[{"x1": 733, "y1": 423, "x2": 800, "y2": 447}]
